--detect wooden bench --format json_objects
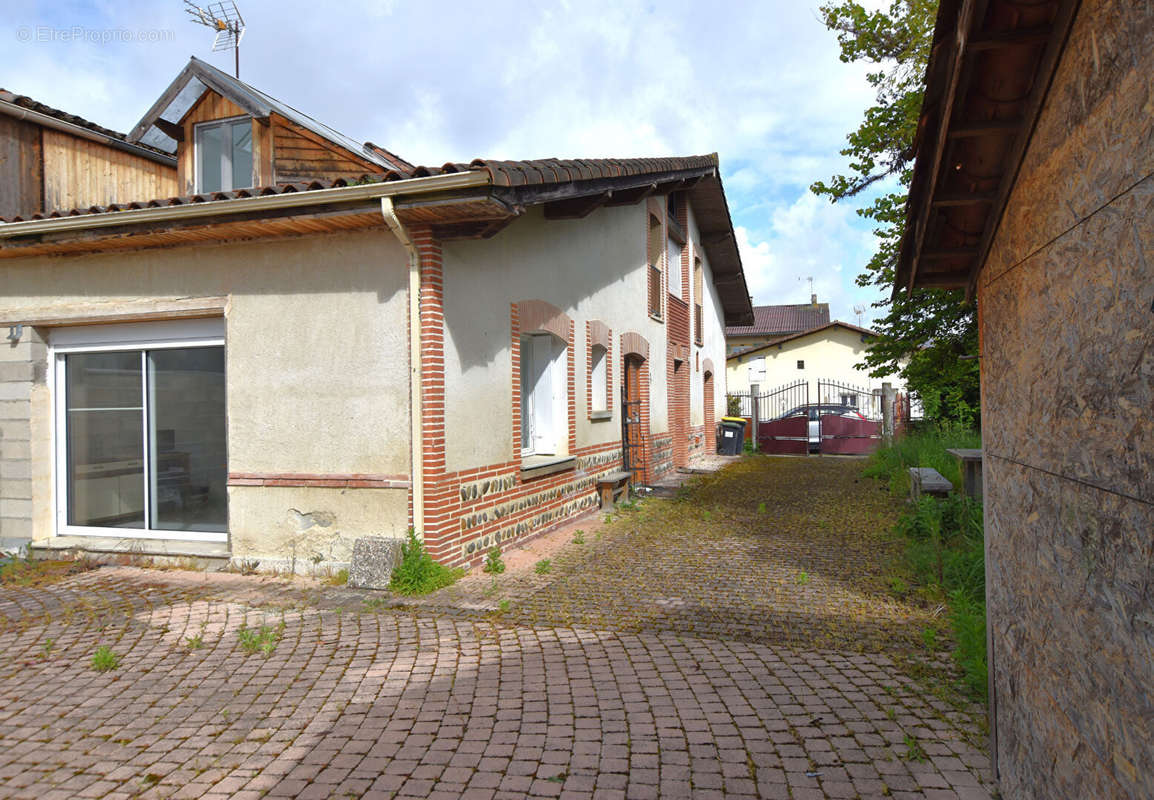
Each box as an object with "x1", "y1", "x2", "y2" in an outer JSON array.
[
  {"x1": 597, "y1": 471, "x2": 632, "y2": 511},
  {"x1": 909, "y1": 467, "x2": 953, "y2": 501}
]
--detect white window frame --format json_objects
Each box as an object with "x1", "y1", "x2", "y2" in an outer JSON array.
[
  {"x1": 520, "y1": 333, "x2": 567, "y2": 458},
  {"x1": 51, "y1": 319, "x2": 227, "y2": 542},
  {"x1": 590, "y1": 344, "x2": 608, "y2": 413},
  {"x1": 194, "y1": 115, "x2": 252, "y2": 193}
]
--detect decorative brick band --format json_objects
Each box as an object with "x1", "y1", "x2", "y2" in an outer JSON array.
[
  {"x1": 587, "y1": 320, "x2": 611, "y2": 350},
  {"x1": 518, "y1": 299, "x2": 572, "y2": 341},
  {"x1": 228, "y1": 473, "x2": 411, "y2": 489}
]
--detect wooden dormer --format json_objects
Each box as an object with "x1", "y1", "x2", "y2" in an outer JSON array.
[{"x1": 130, "y1": 57, "x2": 412, "y2": 196}]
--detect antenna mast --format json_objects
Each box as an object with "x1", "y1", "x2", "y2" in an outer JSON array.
[{"x1": 185, "y1": 1, "x2": 246, "y2": 78}]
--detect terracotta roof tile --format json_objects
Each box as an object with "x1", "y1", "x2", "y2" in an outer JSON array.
[{"x1": 725, "y1": 303, "x2": 831, "y2": 337}]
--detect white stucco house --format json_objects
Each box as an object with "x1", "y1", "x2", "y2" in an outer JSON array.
[
  {"x1": 0, "y1": 58, "x2": 753, "y2": 570},
  {"x1": 726, "y1": 320, "x2": 906, "y2": 409}
]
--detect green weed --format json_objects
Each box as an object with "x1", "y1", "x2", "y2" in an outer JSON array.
[
  {"x1": 572, "y1": 530, "x2": 585, "y2": 545},
  {"x1": 498, "y1": 599, "x2": 511, "y2": 613},
  {"x1": 237, "y1": 623, "x2": 283, "y2": 656},
  {"x1": 90, "y1": 646, "x2": 121, "y2": 672},
  {"x1": 903, "y1": 734, "x2": 926, "y2": 762},
  {"x1": 389, "y1": 529, "x2": 464, "y2": 595},
  {"x1": 186, "y1": 633, "x2": 205, "y2": 650},
  {"x1": 795, "y1": 571, "x2": 811, "y2": 586},
  {"x1": 757, "y1": 501, "x2": 767, "y2": 514},
  {"x1": 483, "y1": 546, "x2": 506, "y2": 575},
  {"x1": 534, "y1": 559, "x2": 552, "y2": 575}
]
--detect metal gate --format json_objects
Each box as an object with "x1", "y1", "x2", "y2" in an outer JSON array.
[
  {"x1": 815, "y1": 379, "x2": 882, "y2": 455},
  {"x1": 754, "y1": 379, "x2": 809, "y2": 454}
]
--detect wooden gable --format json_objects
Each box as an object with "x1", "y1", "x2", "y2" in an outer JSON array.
[{"x1": 175, "y1": 89, "x2": 383, "y2": 194}]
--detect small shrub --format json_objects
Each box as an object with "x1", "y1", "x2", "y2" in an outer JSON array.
[
  {"x1": 483, "y1": 546, "x2": 506, "y2": 575},
  {"x1": 534, "y1": 559, "x2": 552, "y2": 575},
  {"x1": 389, "y1": 529, "x2": 464, "y2": 595},
  {"x1": 90, "y1": 646, "x2": 120, "y2": 672}
]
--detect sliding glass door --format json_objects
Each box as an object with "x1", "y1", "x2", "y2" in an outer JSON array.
[{"x1": 54, "y1": 321, "x2": 227, "y2": 541}]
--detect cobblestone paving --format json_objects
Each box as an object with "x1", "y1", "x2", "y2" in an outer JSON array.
[{"x1": 0, "y1": 457, "x2": 994, "y2": 799}]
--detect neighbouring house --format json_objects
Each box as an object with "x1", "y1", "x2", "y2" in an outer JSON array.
[
  {"x1": 0, "y1": 57, "x2": 752, "y2": 570},
  {"x1": 899, "y1": 1, "x2": 1152, "y2": 797},
  {"x1": 723, "y1": 297, "x2": 829, "y2": 355},
  {"x1": 0, "y1": 88, "x2": 177, "y2": 221},
  {"x1": 725, "y1": 320, "x2": 903, "y2": 402}
]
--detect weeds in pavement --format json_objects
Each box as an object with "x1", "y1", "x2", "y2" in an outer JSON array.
[
  {"x1": 326, "y1": 568, "x2": 349, "y2": 586},
  {"x1": 90, "y1": 646, "x2": 121, "y2": 672},
  {"x1": 238, "y1": 623, "x2": 283, "y2": 656},
  {"x1": 534, "y1": 559, "x2": 552, "y2": 575},
  {"x1": 572, "y1": 530, "x2": 585, "y2": 545},
  {"x1": 498, "y1": 599, "x2": 511, "y2": 613},
  {"x1": 795, "y1": 571, "x2": 811, "y2": 586},
  {"x1": 186, "y1": 633, "x2": 205, "y2": 650},
  {"x1": 389, "y1": 529, "x2": 464, "y2": 595},
  {"x1": 483, "y1": 546, "x2": 506, "y2": 575},
  {"x1": 39, "y1": 638, "x2": 54, "y2": 659},
  {"x1": 902, "y1": 734, "x2": 927, "y2": 762}
]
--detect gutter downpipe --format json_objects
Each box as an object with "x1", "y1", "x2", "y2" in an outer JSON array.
[{"x1": 380, "y1": 197, "x2": 424, "y2": 539}]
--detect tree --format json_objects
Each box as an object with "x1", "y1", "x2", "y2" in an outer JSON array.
[{"x1": 812, "y1": 0, "x2": 980, "y2": 427}]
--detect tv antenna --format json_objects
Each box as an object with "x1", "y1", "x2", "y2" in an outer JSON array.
[
  {"x1": 853, "y1": 304, "x2": 867, "y2": 326},
  {"x1": 185, "y1": 1, "x2": 246, "y2": 78}
]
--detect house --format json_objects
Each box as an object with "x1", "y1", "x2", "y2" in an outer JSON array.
[
  {"x1": 898, "y1": 0, "x2": 1152, "y2": 797},
  {"x1": 0, "y1": 88, "x2": 177, "y2": 219},
  {"x1": 725, "y1": 320, "x2": 902, "y2": 403},
  {"x1": 0, "y1": 57, "x2": 752, "y2": 570},
  {"x1": 724, "y1": 297, "x2": 829, "y2": 355}
]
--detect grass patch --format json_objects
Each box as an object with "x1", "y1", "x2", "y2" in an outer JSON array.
[
  {"x1": 389, "y1": 529, "x2": 464, "y2": 595},
  {"x1": 1, "y1": 551, "x2": 97, "y2": 587},
  {"x1": 90, "y1": 646, "x2": 121, "y2": 672},
  {"x1": 325, "y1": 568, "x2": 349, "y2": 586},
  {"x1": 867, "y1": 426, "x2": 987, "y2": 701}
]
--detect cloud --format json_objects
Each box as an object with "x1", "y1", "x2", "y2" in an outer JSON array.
[
  {"x1": 735, "y1": 191, "x2": 884, "y2": 327},
  {"x1": 1, "y1": 0, "x2": 890, "y2": 320}
]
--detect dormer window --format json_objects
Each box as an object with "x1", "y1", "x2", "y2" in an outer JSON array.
[{"x1": 195, "y1": 117, "x2": 253, "y2": 193}]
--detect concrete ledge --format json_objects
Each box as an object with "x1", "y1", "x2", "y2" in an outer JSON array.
[
  {"x1": 909, "y1": 467, "x2": 953, "y2": 500},
  {"x1": 520, "y1": 455, "x2": 576, "y2": 480},
  {"x1": 30, "y1": 536, "x2": 231, "y2": 568}
]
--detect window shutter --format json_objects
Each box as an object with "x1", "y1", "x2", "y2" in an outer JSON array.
[{"x1": 531, "y1": 335, "x2": 556, "y2": 454}]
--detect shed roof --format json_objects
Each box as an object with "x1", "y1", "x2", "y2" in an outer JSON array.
[
  {"x1": 896, "y1": 0, "x2": 1080, "y2": 297},
  {"x1": 725, "y1": 303, "x2": 830, "y2": 338}
]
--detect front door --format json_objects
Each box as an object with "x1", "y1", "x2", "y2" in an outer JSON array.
[{"x1": 621, "y1": 355, "x2": 644, "y2": 477}]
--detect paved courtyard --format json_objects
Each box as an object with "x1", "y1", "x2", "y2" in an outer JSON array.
[{"x1": 0, "y1": 457, "x2": 994, "y2": 799}]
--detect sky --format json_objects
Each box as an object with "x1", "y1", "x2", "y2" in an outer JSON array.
[{"x1": 4, "y1": 0, "x2": 891, "y2": 327}]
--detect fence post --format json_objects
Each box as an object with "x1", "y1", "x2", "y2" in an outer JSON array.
[
  {"x1": 750, "y1": 383, "x2": 759, "y2": 449},
  {"x1": 881, "y1": 382, "x2": 895, "y2": 443}
]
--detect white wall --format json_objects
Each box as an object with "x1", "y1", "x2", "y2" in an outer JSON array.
[{"x1": 726, "y1": 325, "x2": 904, "y2": 396}]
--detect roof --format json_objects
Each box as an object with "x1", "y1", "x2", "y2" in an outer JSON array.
[
  {"x1": 726, "y1": 321, "x2": 876, "y2": 361},
  {"x1": 896, "y1": 0, "x2": 1080, "y2": 297},
  {"x1": 0, "y1": 153, "x2": 754, "y2": 325},
  {"x1": 0, "y1": 89, "x2": 176, "y2": 166},
  {"x1": 128, "y1": 57, "x2": 411, "y2": 172},
  {"x1": 725, "y1": 303, "x2": 830, "y2": 338}
]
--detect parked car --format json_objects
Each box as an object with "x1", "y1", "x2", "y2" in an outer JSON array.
[{"x1": 774, "y1": 404, "x2": 868, "y2": 452}]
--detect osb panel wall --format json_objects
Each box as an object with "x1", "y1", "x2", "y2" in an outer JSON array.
[{"x1": 977, "y1": 1, "x2": 1154, "y2": 798}]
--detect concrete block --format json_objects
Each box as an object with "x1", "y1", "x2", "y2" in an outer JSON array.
[
  {"x1": 0, "y1": 419, "x2": 31, "y2": 442},
  {"x1": 0, "y1": 382, "x2": 31, "y2": 402},
  {"x1": 0, "y1": 478, "x2": 31, "y2": 500},
  {"x1": 0, "y1": 438, "x2": 31, "y2": 461},
  {"x1": 0, "y1": 498, "x2": 31, "y2": 518},
  {"x1": 0, "y1": 401, "x2": 30, "y2": 421},
  {"x1": 0, "y1": 362, "x2": 35, "y2": 382},
  {"x1": 0, "y1": 459, "x2": 31, "y2": 480},
  {"x1": 348, "y1": 536, "x2": 406, "y2": 590},
  {"x1": 0, "y1": 516, "x2": 31, "y2": 539}
]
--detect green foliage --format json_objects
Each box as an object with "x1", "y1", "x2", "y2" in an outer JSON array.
[
  {"x1": 795, "y1": 570, "x2": 811, "y2": 586},
  {"x1": 90, "y1": 646, "x2": 120, "y2": 672},
  {"x1": 238, "y1": 623, "x2": 283, "y2": 656},
  {"x1": 534, "y1": 559, "x2": 552, "y2": 575},
  {"x1": 572, "y1": 530, "x2": 585, "y2": 545},
  {"x1": 814, "y1": 0, "x2": 980, "y2": 425},
  {"x1": 185, "y1": 633, "x2": 204, "y2": 650},
  {"x1": 498, "y1": 599, "x2": 511, "y2": 613},
  {"x1": 482, "y1": 546, "x2": 506, "y2": 575},
  {"x1": 389, "y1": 529, "x2": 464, "y2": 595},
  {"x1": 326, "y1": 568, "x2": 349, "y2": 586},
  {"x1": 903, "y1": 733, "x2": 927, "y2": 762},
  {"x1": 867, "y1": 429, "x2": 987, "y2": 698},
  {"x1": 726, "y1": 394, "x2": 743, "y2": 417},
  {"x1": 757, "y1": 501, "x2": 767, "y2": 514}
]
